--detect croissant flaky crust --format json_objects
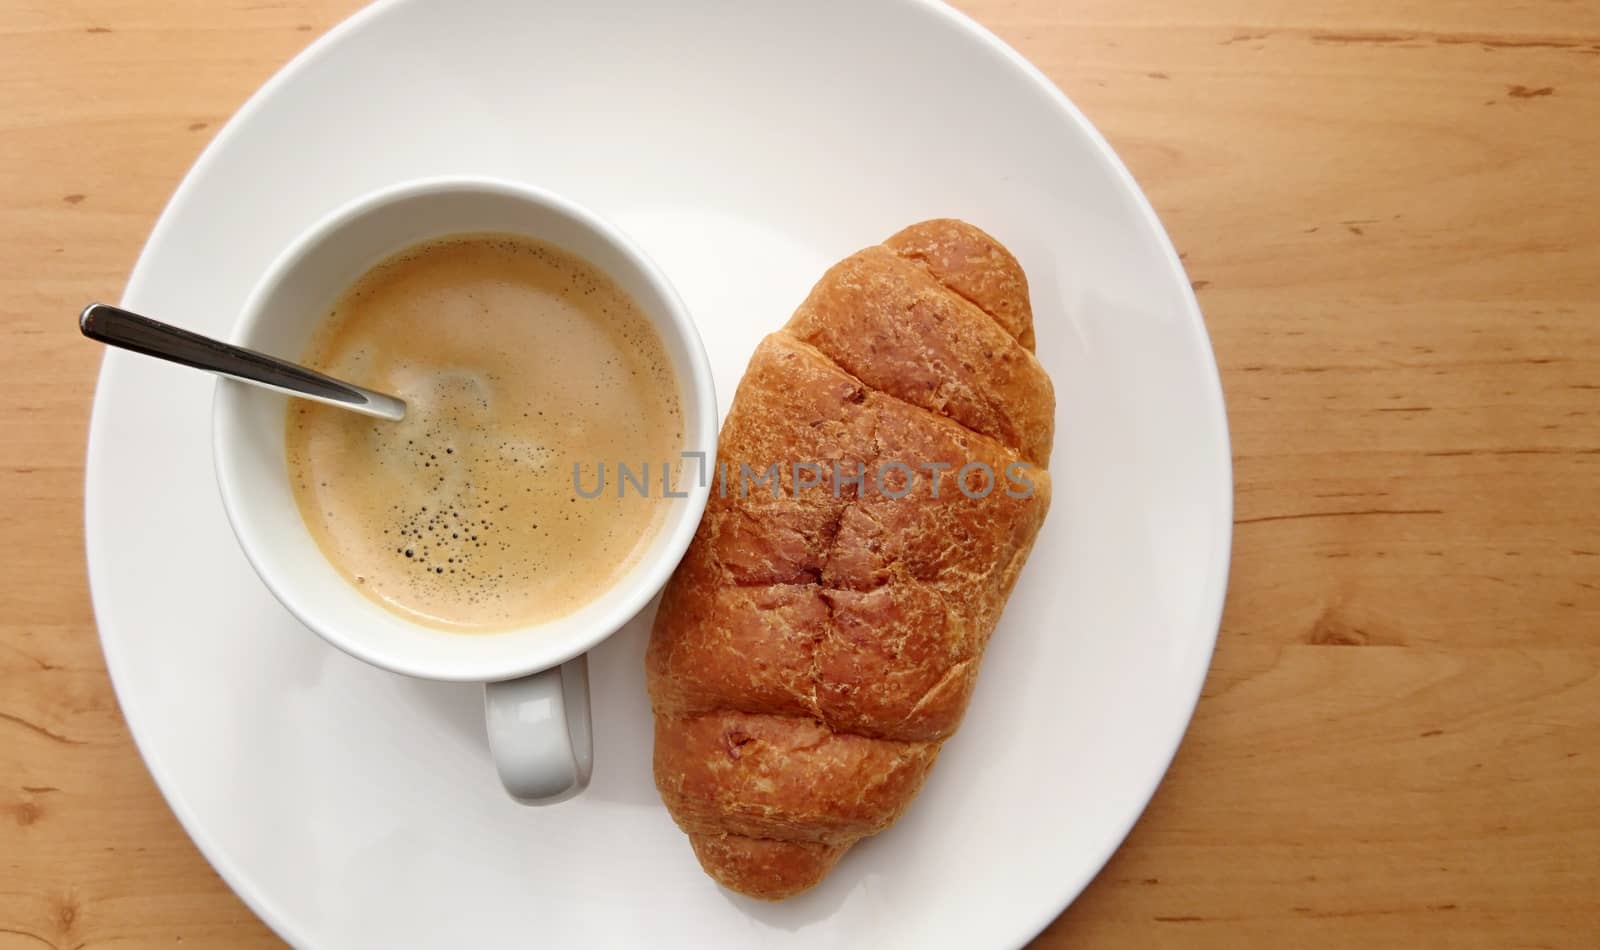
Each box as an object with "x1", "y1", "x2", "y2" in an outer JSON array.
[{"x1": 647, "y1": 219, "x2": 1055, "y2": 899}]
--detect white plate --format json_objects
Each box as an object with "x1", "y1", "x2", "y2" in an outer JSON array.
[{"x1": 84, "y1": 1, "x2": 1232, "y2": 946}]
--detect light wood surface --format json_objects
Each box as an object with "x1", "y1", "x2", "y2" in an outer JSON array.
[{"x1": 2, "y1": 1, "x2": 1597, "y2": 946}]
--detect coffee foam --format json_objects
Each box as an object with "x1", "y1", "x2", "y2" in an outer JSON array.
[{"x1": 287, "y1": 234, "x2": 682, "y2": 632}]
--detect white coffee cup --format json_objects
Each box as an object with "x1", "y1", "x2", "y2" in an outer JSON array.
[{"x1": 212, "y1": 177, "x2": 716, "y2": 804}]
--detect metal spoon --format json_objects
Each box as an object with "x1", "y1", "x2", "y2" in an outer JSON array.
[{"x1": 79, "y1": 303, "x2": 406, "y2": 421}]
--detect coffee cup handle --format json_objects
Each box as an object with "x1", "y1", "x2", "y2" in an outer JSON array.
[{"x1": 483, "y1": 656, "x2": 593, "y2": 804}]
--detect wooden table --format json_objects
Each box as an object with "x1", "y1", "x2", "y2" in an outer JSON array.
[{"x1": 3, "y1": 1, "x2": 1596, "y2": 946}]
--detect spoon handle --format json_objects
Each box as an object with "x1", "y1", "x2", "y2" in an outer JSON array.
[{"x1": 79, "y1": 303, "x2": 406, "y2": 421}]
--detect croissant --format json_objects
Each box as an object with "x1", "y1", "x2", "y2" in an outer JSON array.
[{"x1": 646, "y1": 219, "x2": 1054, "y2": 899}]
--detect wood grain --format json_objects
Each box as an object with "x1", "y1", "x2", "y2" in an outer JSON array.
[{"x1": 2, "y1": 0, "x2": 1596, "y2": 947}]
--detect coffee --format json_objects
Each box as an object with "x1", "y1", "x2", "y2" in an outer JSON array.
[{"x1": 287, "y1": 234, "x2": 683, "y2": 632}]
